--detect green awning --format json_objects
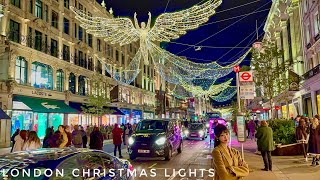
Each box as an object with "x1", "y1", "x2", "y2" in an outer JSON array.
[{"x1": 13, "y1": 95, "x2": 78, "y2": 113}]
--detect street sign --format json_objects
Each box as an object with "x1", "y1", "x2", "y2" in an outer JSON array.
[
  {"x1": 239, "y1": 71, "x2": 253, "y2": 82},
  {"x1": 233, "y1": 65, "x2": 240, "y2": 73},
  {"x1": 240, "y1": 84, "x2": 255, "y2": 99},
  {"x1": 236, "y1": 116, "x2": 246, "y2": 142}
]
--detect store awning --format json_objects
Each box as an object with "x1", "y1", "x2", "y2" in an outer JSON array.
[
  {"x1": 69, "y1": 102, "x2": 125, "y2": 115},
  {"x1": 13, "y1": 95, "x2": 78, "y2": 113},
  {"x1": 0, "y1": 108, "x2": 11, "y2": 119}
]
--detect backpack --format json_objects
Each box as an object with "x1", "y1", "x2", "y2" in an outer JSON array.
[{"x1": 73, "y1": 131, "x2": 83, "y2": 145}]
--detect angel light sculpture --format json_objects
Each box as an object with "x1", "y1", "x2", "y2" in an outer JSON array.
[{"x1": 71, "y1": 0, "x2": 222, "y2": 67}]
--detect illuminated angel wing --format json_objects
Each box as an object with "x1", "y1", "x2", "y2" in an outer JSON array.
[
  {"x1": 147, "y1": 0, "x2": 222, "y2": 42},
  {"x1": 71, "y1": 6, "x2": 139, "y2": 46}
]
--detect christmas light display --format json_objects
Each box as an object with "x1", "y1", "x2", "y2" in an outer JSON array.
[
  {"x1": 71, "y1": 0, "x2": 222, "y2": 65},
  {"x1": 210, "y1": 86, "x2": 237, "y2": 102}
]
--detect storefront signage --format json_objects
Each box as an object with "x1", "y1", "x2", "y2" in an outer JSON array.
[
  {"x1": 236, "y1": 116, "x2": 246, "y2": 142},
  {"x1": 31, "y1": 90, "x2": 52, "y2": 97}
]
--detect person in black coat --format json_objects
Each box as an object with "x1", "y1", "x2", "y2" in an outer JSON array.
[
  {"x1": 308, "y1": 118, "x2": 320, "y2": 166},
  {"x1": 89, "y1": 127, "x2": 104, "y2": 150},
  {"x1": 11, "y1": 128, "x2": 20, "y2": 152}
]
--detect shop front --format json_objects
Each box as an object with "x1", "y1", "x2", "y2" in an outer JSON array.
[
  {"x1": 11, "y1": 95, "x2": 78, "y2": 138},
  {"x1": 119, "y1": 108, "x2": 131, "y2": 124},
  {"x1": 132, "y1": 109, "x2": 142, "y2": 124},
  {"x1": 143, "y1": 111, "x2": 154, "y2": 120}
]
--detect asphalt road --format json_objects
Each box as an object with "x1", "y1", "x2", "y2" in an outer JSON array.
[{"x1": 103, "y1": 137, "x2": 214, "y2": 180}]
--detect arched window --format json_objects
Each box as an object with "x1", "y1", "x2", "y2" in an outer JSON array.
[
  {"x1": 15, "y1": 56, "x2": 28, "y2": 84},
  {"x1": 69, "y1": 73, "x2": 76, "y2": 94},
  {"x1": 78, "y1": 75, "x2": 86, "y2": 96},
  {"x1": 56, "y1": 69, "x2": 64, "y2": 92},
  {"x1": 31, "y1": 62, "x2": 53, "y2": 90}
]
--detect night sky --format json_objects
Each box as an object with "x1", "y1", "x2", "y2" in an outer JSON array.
[{"x1": 96, "y1": 0, "x2": 272, "y2": 107}]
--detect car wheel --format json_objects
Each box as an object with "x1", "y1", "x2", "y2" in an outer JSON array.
[
  {"x1": 129, "y1": 154, "x2": 136, "y2": 160},
  {"x1": 177, "y1": 142, "x2": 182, "y2": 154},
  {"x1": 165, "y1": 146, "x2": 172, "y2": 161}
]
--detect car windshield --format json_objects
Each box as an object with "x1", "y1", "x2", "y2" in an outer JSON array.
[
  {"x1": 135, "y1": 120, "x2": 168, "y2": 133},
  {"x1": 189, "y1": 124, "x2": 203, "y2": 130}
]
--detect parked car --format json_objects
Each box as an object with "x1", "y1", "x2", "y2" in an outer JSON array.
[
  {"x1": 0, "y1": 148, "x2": 133, "y2": 180},
  {"x1": 128, "y1": 119, "x2": 183, "y2": 161},
  {"x1": 185, "y1": 123, "x2": 207, "y2": 140}
]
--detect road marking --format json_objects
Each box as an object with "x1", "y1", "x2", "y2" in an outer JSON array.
[{"x1": 148, "y1": 163, "x2": 157, "y2": 169}]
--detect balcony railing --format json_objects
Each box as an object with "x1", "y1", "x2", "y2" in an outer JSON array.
[{"x1": 303, "y1": 63, "x2": 320, "y2": 80}]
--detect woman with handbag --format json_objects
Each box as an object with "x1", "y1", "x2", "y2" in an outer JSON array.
[{"x1": 212, "y1": 124, "x2": 249, "y2": 180}]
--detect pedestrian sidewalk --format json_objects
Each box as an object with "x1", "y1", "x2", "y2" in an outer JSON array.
[
  {"x1": 0, "y1": 139, "x2": 114, "y2": 156},
  {"x1": 231, "y1": 139, "x2": 320, "y2": 180}
]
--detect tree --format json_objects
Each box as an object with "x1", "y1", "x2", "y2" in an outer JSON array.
[
  {"x1": 251, "y1": 42, "x2": 293, "y2": 119},
  {"x1": 81, "y1": 77, "x2": 114, "y2": 126}
]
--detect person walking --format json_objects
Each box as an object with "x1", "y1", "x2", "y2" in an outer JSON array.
[
  {"x1": 256, "y1": 120, "x2": 275, "y2": 171},
  {"x1": 72, "y1": 125, "x2": 84, "y2": 148},
  {"x1": 212, "y1": 124, "x2": 249, "y2": 180},
  {"x1": 296, "y1": 119, "x2": 308, "y2": 157},
  {"x1": 23, "y1": 131, "x2": 41, "y2": 151},
  {"x1": 43, "y1": 128, "x2": 54, "y2": 148},
  {"x1": 11, "y1": 128, "x2": 20, "y2": 152},
  {"x1": 58, "y1": 125, "x2": 68, "y2": 148},
  {"x1": 248, "y1": 120, "x2": 256, "y2": 140},
  {"x1": 12, "y1": 130, "x2": 27, "y2": 152},
  {"x1": 308, "y1": 118, "x2": 320, "y2": 166},
  {"x1": 89, "y1": 126, "x2": 104, "y2": 150},
  {"x1": 112, "y1": 124, "x2": 123, "y2": 158}
]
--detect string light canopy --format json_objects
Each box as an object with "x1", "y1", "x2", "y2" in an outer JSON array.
[{"x1": 210, "y1": 86, "x2": 237, "y2": 102}]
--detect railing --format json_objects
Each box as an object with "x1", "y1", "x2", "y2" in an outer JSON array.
[{"x1": 303, "y1": 63, "x2": 320, "y2": 80}]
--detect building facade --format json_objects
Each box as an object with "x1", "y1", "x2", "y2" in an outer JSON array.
[
  {"x1": 0, "y1": 0, "x2": 156, "y2": 147},
  {"x1": 260, "y1": 0, "x2": 304, "y2": 119}
]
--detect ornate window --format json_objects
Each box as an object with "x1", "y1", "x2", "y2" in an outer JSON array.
[
  {"x1": 56, "y1": 69, "x2": 64, "y2": 92},
  {"x1": 69, "y1": 73, "x2": 76, "y2": 94},
  {"x1": 31, "y1": 62, "x2": 53, "y2": 90},
  {"x1": 78, "y1": 76, "x2": 86, "y2": 96}
]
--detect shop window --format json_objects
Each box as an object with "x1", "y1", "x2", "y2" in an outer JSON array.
[
  {"x1": 56, "y1": 69, "x2": 64, "y2": 92},
  {"x1": 15, "y1": 56, "x2": 27, "y2": 84},
  {"x1": 78, "y1": 75, "x2": 86, "y2": 96},
  {"x1": 10, "y1": 0, "x2": 21, "y2": 8},
  {"x1": 35, "y1": 0, "x2": 42, "y2": 19},
  {"x1": 31, "y1": 62, "x2": 53, "y2": 90},
  {"x1": 48, "y1": 113, "x2": 63, "y2": 132},
  {"x1": 11, "y1": 111, "x2": 33, "y2": 135},
  {"x1": 69, "y1": 73, "x2": 76, "y2": 94},
  {"x1": 9, "y1": 19, "x2": 20, "y2": 43}
]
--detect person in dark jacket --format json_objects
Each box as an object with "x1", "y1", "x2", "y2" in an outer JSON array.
[
  {"x1": 43, "y1": 128, "x2": 54, "y2": 148},
  {"x1": 256, "y1": 120, "x2": 275, "y2": 171},
  {"x1": 80, "y1": 126, "x2": 88, "y2": 148},
  {"x1": 112, "y1": 124, "x2": 123, "y2": 158},
  {"x1": 11, "y1": 128, "x2": 20, "y2": 152},
  {"x1": 89, "y1": 126, "x2": 104, "y2": 150},
  {"x1": 308, "y1": 118, "x2": 320, "y2": 166},
  {"x1": 65, "y1": 125, "x2": 72, "y2": 147}
]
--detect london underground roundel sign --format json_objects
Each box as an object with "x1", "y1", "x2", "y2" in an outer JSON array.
[{"x1": 239, "y1": 71, "x2": 253, "y2": 82}]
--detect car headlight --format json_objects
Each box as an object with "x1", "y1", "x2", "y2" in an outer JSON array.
[
  {"x1": 155, "y1": 137, "x2": 166, "y2": 145},
  {"x1": 184, "y1": 130, "x2": 189, "y2": 135},
  {"x1": 128, "y1": 137, "x2": 135, "y2": 145},
  {"x1": 199, "y1": 130, "x2": 204, "y2": 136}
]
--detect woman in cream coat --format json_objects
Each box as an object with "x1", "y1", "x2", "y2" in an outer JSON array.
[{"x1": 212, "y1": 124, "x2": 249, "y2": 180}]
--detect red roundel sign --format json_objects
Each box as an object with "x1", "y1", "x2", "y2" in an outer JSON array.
[{"x1": 239, "y1": 71, "x2": 253, "y2": 82}]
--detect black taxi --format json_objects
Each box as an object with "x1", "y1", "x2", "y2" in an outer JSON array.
[{"x1": 128, "y1": 119, "x2": 183, "y2": 161}]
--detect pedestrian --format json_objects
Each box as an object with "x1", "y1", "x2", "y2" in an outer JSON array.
[
  {"x1": 43, "y1": 128, "x2": 54, "y2": 148},
  {"x1": 72, "y1": 125, "x2": 84, "y2": 148},
  {"x1": 122, "y1": 123, "x2": 127, "y2": 145},
  {"x1": 12, "y1": 130, "x2": 27, "y2": 152},
  {"x1": 10, "y1": 128, "x2": 20, "y2": 152},
  {"x1": 23, "y1": 131, "x2": 41, "y2": 151},
  {"x1": 212, "y1": 124, "x2": 249, "y2": 180},
  {"x1": 112, "y1": 124, "x2": 123, "y2": 158},
  {"x1": 124, "y1": 124, "x2": 130, "y2": 145},
  {"x1": 48, "y1": 131, "x2": 61, "y2": 148},
  {"x1": 295, "y1": 115, "x2": 302, "y2": 127},
  {"x1": 248, "y1": 120, "x2": 256, "y2": 140},
  {"x1": 308, "y1": 118, "x2": 320, "y2": 166},
  {"x1": 256, "y1": 120, "x2": 275, "y2": 171},
  {"x1": 58, "y1": 125, "x2": 68, "y2": 148},
  {"x1": 89, "y1": 126, "x2": 104, "y2": 150},
  {"x1": 65, "y1": 125, "x2": 72, "y2": 147},
  {"x1": 80, "y1": 126, "x2": 88, "y2": 148}
]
